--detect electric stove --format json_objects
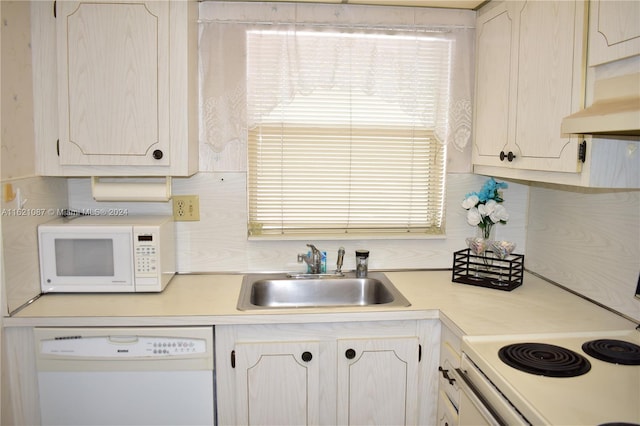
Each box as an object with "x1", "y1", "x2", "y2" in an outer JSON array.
[{"x1": 461, "y1": 329, "x2": 640, "y2": 425}]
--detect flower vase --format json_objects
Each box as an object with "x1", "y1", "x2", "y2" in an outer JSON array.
[
  {"x1": 475, "y1": 224, "x2": 495, "y2": 271},
  {"x1": 477, "y1": 222, "x2": 495, "y2": 241}
]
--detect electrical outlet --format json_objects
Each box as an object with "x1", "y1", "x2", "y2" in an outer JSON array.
[{"x1": 172, "y1": 195, "x2": 200, "y2": 221}]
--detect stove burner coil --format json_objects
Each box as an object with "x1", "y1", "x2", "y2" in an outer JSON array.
[
  {"x1": 599, "y1": 423, "x2": 640, "y2": 426},
  {"x1": 582, "y1": 339, "x2": 640, "y2": 365},
  {"x1": 498, "y1": 343, "x2": 591, "y2": 377}
]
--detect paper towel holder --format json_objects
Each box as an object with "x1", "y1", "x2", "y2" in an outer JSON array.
[{"x1": 91, "y1": 176, "x2": 172, "y2": 202}]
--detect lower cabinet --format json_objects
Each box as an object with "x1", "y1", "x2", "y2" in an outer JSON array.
[
  {"x1": 336, "y1": 337, "x2": 419, "y2": 425},
  {"x1": 2, "y1": 321, "x2": 440, "y2": 425},
  {"x1": 216, "y1": 320, "x2": 439, "y2": 425},
  {"x1": 234, "y1": 340, "x2": 321, "y2": 424}
]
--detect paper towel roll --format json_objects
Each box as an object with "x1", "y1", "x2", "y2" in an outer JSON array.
[{"x1": 91, "y1": 177, "x2": 172, "y2": 202}]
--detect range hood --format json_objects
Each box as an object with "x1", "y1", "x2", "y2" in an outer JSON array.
[{"x1": 561, "y1": 73, "x2": 640, "y2": 136}]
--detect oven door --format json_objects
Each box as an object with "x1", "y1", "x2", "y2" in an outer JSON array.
[{"x1": 453, "y1": 354, "x2": 530, "y2": 426}]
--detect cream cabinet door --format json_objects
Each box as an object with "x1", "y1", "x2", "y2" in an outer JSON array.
[
  {"x1": 56, "y1": 1, "x2": 170, "y2": 166},
  {"x1": 512, "y1": 0, "x2": 584, "y2": 172},
  {"x1": 473, "y1": 2, "x2": 513, "y2": 166},
  {"x1": 588, "y1": 0, "x2": 640, "y2": 66},
  {"x1": 337, "y1": 337, "x2": 420, "y2": 425},
  {"x1": 234, "y1": 341, "x2": 321, "y2": 425},
  {"x1": 473, "y1": 0, "x2": 586, "y2": 173}
]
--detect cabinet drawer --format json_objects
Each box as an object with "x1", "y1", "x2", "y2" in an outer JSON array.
[
  {"x1": 439, "y1": 328, "x2": 462, "y2": 408},
  {"x1": 439, "y1": 345, "x2": 461, "y2": 407},
  {"x1": 441, "y1": 339, "x2": 461, "y2": 367},
  {"x1": 437, "y1": 389, "x2": 459, "y2": 426}
]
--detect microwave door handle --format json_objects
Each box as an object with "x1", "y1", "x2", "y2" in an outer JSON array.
[{"x1": 453, "y1": 368, "x2": 507, "y2": 426}]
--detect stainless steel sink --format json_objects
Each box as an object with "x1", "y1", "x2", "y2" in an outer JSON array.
[{"x1": 237, "y1": 271, "x2": 411, "y2": 310}]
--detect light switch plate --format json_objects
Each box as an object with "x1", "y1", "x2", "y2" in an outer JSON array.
[{"x1": 172, "y1": 195, "x2": 200, "y2": 221}]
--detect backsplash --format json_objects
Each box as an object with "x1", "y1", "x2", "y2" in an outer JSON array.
[
  {"x1": 526, "y1": 184, "x2": 640, "y2": 322},
  {"x1": 1, "y1": 176, "x2": 67, "y2": 314},
  {"x1": 67, "y1": 172, "x2": 529, "y2": 274}
]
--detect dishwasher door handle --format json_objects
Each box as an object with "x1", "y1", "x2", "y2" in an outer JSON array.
[{"x1": 108, "y1": 335, "x2": 139, "y2": 344}]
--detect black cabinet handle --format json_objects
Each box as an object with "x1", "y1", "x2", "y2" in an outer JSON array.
[
  {"x1": 499, "y1": 151, "x2": 516, "y2": 162},
  {"x1": 152, "y1": 149, "x2": 164, "y2": 160},
  {"x1": 578, "y1": 140, "x2": 587, "y2": 163},
  {"x1": 301, "y1": 351, "x2": 313, "y2": 362},
  {"x1": 345, "y1": 348, "x2": 356, "y2": 359},
  {"x1": 438, "y1": 366, "x2": 456, "y2": 385}
]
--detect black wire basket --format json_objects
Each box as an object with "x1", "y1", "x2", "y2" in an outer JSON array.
[{"x1": 452, "y1": 248, "x2": 524, "y2": 291}]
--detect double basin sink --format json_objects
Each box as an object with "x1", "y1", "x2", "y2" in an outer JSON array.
[{"x1": 237, "y1": 271, "x2": 411, "y2": 310}]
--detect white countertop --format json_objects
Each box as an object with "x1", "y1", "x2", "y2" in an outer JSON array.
[{"x1": 7, "y1": 270, "x2": 637, "y2": 336}]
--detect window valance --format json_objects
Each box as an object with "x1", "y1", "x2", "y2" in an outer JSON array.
[{"x1": 199, "y1": 2, "x2": 475, "y2": 165}]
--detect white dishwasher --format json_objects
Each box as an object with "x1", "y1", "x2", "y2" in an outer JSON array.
[{"x1": 34, "y1": 327, "x2": 215, "y2": 426}]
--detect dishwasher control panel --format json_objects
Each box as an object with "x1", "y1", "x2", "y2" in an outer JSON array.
[{"x1": 40, "y1": 335, "x2": 207, "y2": 358}]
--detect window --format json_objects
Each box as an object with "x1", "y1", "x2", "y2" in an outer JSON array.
[
  {"x1": 247, "y1": 29, "x2": 451, "y2": 237},
  {"x1": 198, "y1": 3, "x2": 474, "y2": 239}
]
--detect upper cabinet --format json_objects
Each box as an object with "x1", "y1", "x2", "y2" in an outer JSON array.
[
  {"x1": 57, "y1": 1, "x2": 170, "y2": 167},
  {"x1": 473, "y1": 0, "x2": 586, "y2": 174},
  {"x1": 33, "y1": 0, "x2": 198, "y2": 177},
  {"x1": 472, "y1": 0, "x2": 640, "y2": 188},
  {"x1": 588, "y1": 0, "x2": 640, "y2": 66}
]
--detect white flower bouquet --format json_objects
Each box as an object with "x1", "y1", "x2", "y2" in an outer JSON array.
[{"x1": 462, "y1": 177, "x2": 509, "y2": 239}]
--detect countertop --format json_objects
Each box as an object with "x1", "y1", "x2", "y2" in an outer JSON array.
[{"x1": 6, "y1": 270, "x2": 637, "y2": 336}]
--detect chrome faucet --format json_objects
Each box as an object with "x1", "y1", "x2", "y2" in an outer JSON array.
[
  {"x1": 335, "y1": 247, "x2": 345, "y2": 274},
  {"x1": 297, "y1": 244, "x2": 322, "y2": 274}
]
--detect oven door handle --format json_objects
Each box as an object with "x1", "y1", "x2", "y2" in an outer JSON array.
[{"x1": 454, "y1": 368, "x2": 507, "y2": 426}]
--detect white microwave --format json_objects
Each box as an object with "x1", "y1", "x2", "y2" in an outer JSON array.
[{"x1": 38, "y1": 215, "x2": 175, "y2": 293}]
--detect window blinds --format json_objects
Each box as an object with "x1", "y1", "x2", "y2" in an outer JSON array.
[{"x1": 247, "y1": 29, "x2": 450, "y2": 237}]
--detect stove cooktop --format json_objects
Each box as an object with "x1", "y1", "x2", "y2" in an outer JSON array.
[
  {"x1": 498, "y1": 342, "x2": 592, "y2": 377},
  {"x1": 462, "y1": 329, "x2": 640, "y2": 426}
]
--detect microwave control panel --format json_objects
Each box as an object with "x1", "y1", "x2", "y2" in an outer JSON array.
[{"x1": 133, "y1": 231, "x2": 160, "y2": 278}]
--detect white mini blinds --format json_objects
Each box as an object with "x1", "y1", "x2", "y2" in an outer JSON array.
[{"x1": 247, "y1": 28, "x2": 453, "y2": 237}]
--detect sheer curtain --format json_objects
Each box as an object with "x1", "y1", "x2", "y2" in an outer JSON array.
[{"x1": 198, "y1": 2, "x2": 475, "y2": 172}]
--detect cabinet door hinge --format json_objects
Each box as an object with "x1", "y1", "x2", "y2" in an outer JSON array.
[
  {"x1": 578, "y1": 140, "x2": 587, "y2": 163},
  {"x1": 53, "y1": 1, "x2": 57, "y2": 18},
  {"x1": 418, "y1": 344, "x2": 422, "y2": 362},
  {"x1": 231, "y1": 350, "x2": 236, "y2": 368}
]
